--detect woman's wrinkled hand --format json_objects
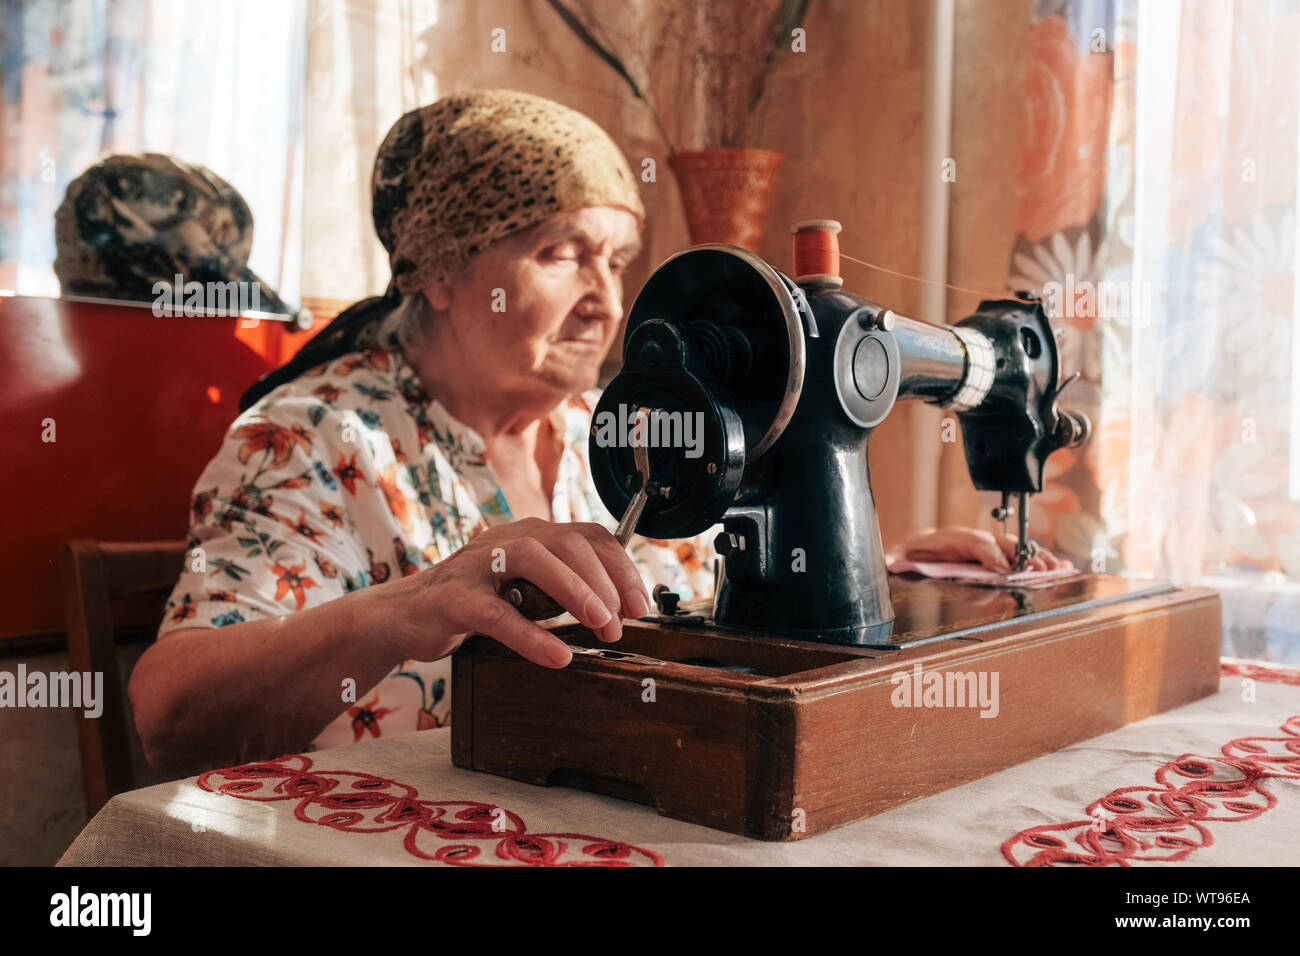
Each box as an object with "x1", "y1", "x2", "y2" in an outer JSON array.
[
  {"x1": 377, "y1": 518, "x2": 651, "y2": 669},
  {"x1": 896, "y1": 525, "x2": 1067, "y2": 573}
]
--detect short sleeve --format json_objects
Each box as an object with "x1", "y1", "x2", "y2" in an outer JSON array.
[{"x1": 158, "y1": 394, "x2": 395, "y2": 639}]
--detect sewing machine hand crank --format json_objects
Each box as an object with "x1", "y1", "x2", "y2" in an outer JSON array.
[{"x1": 499, "y1": 408, "x2": 654, "y2": 621}]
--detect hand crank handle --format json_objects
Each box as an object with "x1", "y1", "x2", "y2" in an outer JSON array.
[
  {"x1": 500, "y1": 579, "x2": 566, "y2": 621},
  {"x1": 499, "y1": 476, "x2": 650, "y2": 621},
  {"x1": 498, "y1": 408, "x2": 655, "y2": 624}
]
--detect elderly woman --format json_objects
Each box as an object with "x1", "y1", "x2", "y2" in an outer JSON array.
[{"x1": 129, "y1": 90, "x2": 1060, "y2": 774}]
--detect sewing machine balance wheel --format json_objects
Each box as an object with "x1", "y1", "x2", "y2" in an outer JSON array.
[{"x1": 589, "y1": 245, "x2": 812, "y2": 540}]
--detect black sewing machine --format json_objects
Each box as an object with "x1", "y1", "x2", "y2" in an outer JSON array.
[
  {"x1": 453, "y1": 227, "x2": 1222, "y2": 840},
  {"x1": 586, "y1": 237, "x2": 1093, "y2": 647}
]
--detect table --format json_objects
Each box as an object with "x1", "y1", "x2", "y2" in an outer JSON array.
[{"x1": 58, "y1": 661, "x2": 1300, "y2": 867}]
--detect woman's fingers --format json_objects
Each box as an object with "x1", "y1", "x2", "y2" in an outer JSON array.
[
  {"x1": 541, "y1": 530, "x2": 629, "y2": 642},
  {"x1": 1005, "y1": 536, "x2": 1061, "y2": 571},
  {"x1": 939, "y1": 528, "x2": 1009, "y2": 571},
  {"x1": 908, "y1": 526, "x2": 1069, "y2": 574},
  {"x1": 909, "y1": 530, "x2": 1010, "y2": 572},
  {"x1": 489, "y1": 536, "x2": 614, "y2": 632},
  {"x1": 996, "y1": 534, "x2": 1066, "y2": 571},
  {"x1": 969, "y1": 535, "x2": 1011, "y2": 571},
  {"x1": 571, "y1": 522, "x2": 652, "y2": 622},
  {"x1": 452, "y1": 593, "x2": 573, "y2": 668}
]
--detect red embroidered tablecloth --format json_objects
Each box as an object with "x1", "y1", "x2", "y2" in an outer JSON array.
[{"x1": 58, "y1": 662, "x2": 1300, "y2": 867}]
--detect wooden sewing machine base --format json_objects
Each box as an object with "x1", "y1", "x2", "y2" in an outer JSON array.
[{"x1": 450, "y1": 574, "x2": 1222, "y2": 841}]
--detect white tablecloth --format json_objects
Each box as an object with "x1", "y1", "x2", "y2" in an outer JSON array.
[{"x1": 58, "y1": 663, "x2": 1300, "y2": 866}]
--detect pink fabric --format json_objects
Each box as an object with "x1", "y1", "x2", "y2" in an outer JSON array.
[{"x1": 886, "y1": 555, "x2": 1078, "y2": 586}]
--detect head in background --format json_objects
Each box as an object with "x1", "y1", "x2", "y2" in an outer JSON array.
[{"x1": 53, "y1": 153, "x2": 295, "y2": 314}]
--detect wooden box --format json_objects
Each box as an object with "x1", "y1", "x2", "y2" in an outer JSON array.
[{"x1": 451, "y1": 574, "x2": 1222, "y2": 840}]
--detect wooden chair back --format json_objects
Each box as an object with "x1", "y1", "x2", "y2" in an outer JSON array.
[{"x1": 59, "y1": 540, "x2": 187, "y2": 818}]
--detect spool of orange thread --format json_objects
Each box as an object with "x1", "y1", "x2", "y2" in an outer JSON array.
[{"x1": 791, "y1": 220, "x2": 843, "y2": 288}]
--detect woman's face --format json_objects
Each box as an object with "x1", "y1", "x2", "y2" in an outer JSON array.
[{"x1": 422, "y1": 206, "x2": 643, "y2": 400}]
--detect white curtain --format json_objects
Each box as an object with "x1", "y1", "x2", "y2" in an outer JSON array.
[{"x1": 1097, "y1": 0, "x2": 1298, "y2": 662}]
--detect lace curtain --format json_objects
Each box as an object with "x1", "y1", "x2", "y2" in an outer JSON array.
[{"x1": 1008, "y1": 0, "x2": 1299, "y2": 664}]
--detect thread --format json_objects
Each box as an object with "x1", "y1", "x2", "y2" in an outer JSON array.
[
  {"x1": 792, "y1": 220, "x2": 842, "y2": 282},
  {"x1": 837, "y1": 249, "x2": 1038, "y2": 305}
]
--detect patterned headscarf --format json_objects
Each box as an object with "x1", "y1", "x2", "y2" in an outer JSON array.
[
  {"x1": 239, "y1": 89, "x2": 645, "y2": 411},
  {"x1": 54, "y1": 153, "x2": 295, "y2": 315}
]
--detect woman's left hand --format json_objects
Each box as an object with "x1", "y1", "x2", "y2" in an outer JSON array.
[{"x1": 896, "y1": 525, "x2": 1067, "y2": 573}]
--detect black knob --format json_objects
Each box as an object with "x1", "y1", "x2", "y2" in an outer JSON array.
[
  {"x1": 652, "y1": 585, "x2": 680, "y2": 615},
  {"x1": 639, "y1": 340, "x2": 665, "y2": 368},
  {"x1": 714, "y1": 532, "x2": 745, "y2": 556},
  {"x1": 1055, "y1": 409, "x2": 1091, "y2": 448}
]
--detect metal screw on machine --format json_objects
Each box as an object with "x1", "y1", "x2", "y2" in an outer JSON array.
[{"x1": 857, "y1": 307, "x2": 896, "y2": 332}]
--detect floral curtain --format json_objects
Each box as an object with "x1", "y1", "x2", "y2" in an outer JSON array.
[
  {"x1": 1004, "y1": 0, "x2": 1113, "y2": 570},
  {"x1": 1007, "y1": 0, "x2": 1300, "y2": 664}
]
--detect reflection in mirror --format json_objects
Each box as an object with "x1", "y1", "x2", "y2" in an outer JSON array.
[
  {"x1": 1, "y1": 0, "x2": 308, "y2": 317},
  {"x1": 53, "y1": 153, "x2": 300, "y2": 318}
]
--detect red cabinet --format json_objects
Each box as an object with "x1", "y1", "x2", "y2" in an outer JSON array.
[{"x1": 0, "y1": 295, "x2": 328, "y2": 639}]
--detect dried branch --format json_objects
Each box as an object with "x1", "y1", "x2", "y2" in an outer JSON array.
[
  {"x1": 546, "y1": 0, "x2": 814, "y2": 151},
  {"x1": 745, "y1": 0, "x2": 813, "y2": 142},
  {"x1": 546, "y1": 0, "x2": 677, "y2": 152}
]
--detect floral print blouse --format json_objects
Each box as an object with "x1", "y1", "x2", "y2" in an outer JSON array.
[{"x1": 158, "y1": 345, "x2": 719, "y2": 750}]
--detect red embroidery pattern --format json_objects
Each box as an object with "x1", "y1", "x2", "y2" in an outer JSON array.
[
  {"x1": 1221, "y1": 658, "x2": 1300, "y2": 687},
  {"x1": 197, "y1": 754, "x2": 665, "y2": 867},
  {"x1": 1002, "y1": 715, "x2": 1300, "y2": 866}
]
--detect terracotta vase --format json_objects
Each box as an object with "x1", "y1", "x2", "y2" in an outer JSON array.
[{"x1": 667, "y1": 148, "x2": 784, "y2": 252}]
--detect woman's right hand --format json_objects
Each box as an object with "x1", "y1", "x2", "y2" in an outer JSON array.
[
  {"x1": 377, "y1": 518, "x2": 652, "y2": 670},
  {"x1": 894, "y1": 525, "x2": 1066, "y2": 572}
]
